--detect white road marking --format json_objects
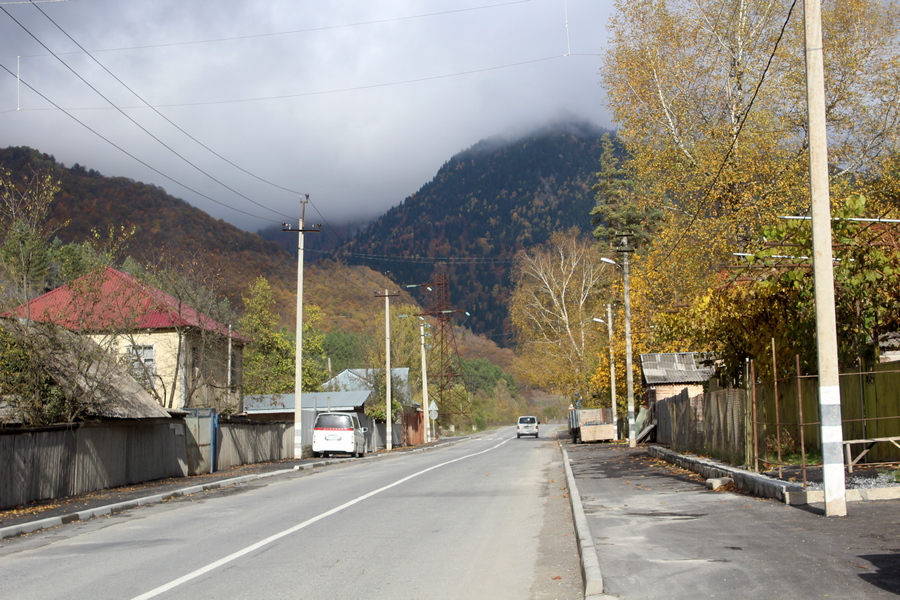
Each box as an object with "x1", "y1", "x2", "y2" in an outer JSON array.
[{"x1": 131, "y1": 439, "x2": 510, "y2": 600}]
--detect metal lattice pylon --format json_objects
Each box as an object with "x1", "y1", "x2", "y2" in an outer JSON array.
[{"x1": 418, "y1": 272, "x2": 472, "y2": 429}]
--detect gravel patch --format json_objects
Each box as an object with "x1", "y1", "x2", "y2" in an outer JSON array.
[{"x1": 804, "y1": 471, "x2": 900, "y2": 491}]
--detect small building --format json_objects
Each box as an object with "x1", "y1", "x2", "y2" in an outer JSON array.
[
  {"x1": 640, "y1": 352, "x2": 717, "y2": 403},
  {"x1": 4, "y1": 267, "x2": 245, "y2": 413},
  {"x1": 323, "y1": 367, "x2": 411, "y2": 403}
]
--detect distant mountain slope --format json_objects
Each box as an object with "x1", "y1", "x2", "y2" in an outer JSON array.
[
  {"x1": 0, "y1": 146, "x2": 408, "y2": 335},
  {"x1": 0, "y1": 146, "x2": 294, "y2": 306},
  {"x1": 336, "y1": 121, "x2": 613, "y2": 343}
]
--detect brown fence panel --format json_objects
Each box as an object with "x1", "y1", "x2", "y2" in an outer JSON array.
[{"x1": 664, "y1": 388, "x2": 746, "y2": 466}]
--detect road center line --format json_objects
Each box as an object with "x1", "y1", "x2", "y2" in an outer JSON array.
[{"x1": 131, "y1": 438, "x2": 510, "y2": 600}]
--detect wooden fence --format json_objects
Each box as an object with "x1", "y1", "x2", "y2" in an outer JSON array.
[{"x1": 655, "y1": 361, "x2": 900, "y2": 472}]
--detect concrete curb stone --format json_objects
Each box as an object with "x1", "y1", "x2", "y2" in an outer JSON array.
[{"x1": 561, "y1": 448, "x2": 607, "y2": 599}]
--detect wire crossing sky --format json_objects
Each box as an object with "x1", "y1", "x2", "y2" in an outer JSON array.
[{"x1": 0, "y1": 0, "x2": 613, "y2": 233}]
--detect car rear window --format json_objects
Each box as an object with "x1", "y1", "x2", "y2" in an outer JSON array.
[
  {"x1": 519, "y1": 416, "x2": 536, "y2": 424},
  {"x1": 315, "y1": 414, "x2": 353, "y2": 429}
]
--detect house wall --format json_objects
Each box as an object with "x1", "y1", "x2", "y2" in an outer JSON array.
[
  {"x1": 647, "y1": 383, "x2": 704, "y2": 404},
  {"x1": 95, "y1": 330, "x2": 242, "y2": 412}
]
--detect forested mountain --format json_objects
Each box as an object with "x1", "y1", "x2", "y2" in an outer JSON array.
[
  {"x1": 334, "y1": 121, "x2": 613, "y2": 343},
  {"x1": 0, "y1": 146, "x2": 410, "y2": 335},
  {"x1": 2, "y1": 119, "x2": 612, "y2": 349}
]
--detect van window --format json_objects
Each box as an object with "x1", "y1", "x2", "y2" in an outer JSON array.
[
  {"x1": 315, "y1": 414, "x2": 353, "y2": 429},
  {"x1": 518, "y1": 416, "x2": 536, "y2": 424}
]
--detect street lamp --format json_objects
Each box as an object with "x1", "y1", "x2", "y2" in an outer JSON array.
[
  {"x1": 593, "y1": 306, "x2": 618, "y2": 439},
  {"x1": 399, "y1": 314, "x2": 433, "y2": 444},
  {"x1": 601, "y1": 255, "x2": 636, "y2": 448}
]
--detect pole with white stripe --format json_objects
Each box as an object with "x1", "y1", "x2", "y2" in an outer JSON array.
[{"x1": 804, "y1": 0, "x2": 846, "y2": 516}]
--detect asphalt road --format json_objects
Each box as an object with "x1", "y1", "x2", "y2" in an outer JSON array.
[{"x1": 0, "y1": 427, "x2": 580, "y2": 600}]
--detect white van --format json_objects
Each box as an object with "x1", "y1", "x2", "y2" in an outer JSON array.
[{"x1": 312, "y1": 412, "x2": 368, "y2": 458}]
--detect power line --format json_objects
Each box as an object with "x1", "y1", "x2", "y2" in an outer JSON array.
[
  {"x1": 307, "y1": 247, "x2": 516, "y2": 265},
  {"x1": 0, "y1": 61, "x2": 280, "y2": 225},
  {"x1": 1, "y1": 5, "x2": 297, "y2": 222},
  {"x1": 27, "y1": 1, "x2": 309, "y2": 202},
  {"x1": 12, "y1": 55, "x2": 566, "y2": 111},
  {"x1": 10, "y1": 1, "x2": 532, "y2": 58}
]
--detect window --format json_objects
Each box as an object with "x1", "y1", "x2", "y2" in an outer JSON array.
[{"x1": 128, "y1": 345, "x2": 156, "y2": 389}]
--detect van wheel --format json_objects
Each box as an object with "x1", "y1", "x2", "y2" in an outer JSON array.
[{"x1": 312, "y1": 451, "x2": 320, "y2": 458}]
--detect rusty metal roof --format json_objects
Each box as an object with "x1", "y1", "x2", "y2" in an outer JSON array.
[
  {"x1": 640, "y1": 352, "x2": 716, "y2": 385},
  {"x1": 4, "y1": 267, "x2": 244, "y2": 341}
]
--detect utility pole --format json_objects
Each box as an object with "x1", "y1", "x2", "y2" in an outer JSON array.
[
  {"x1": 282, "y1": 196, "x2": 320, "y2": 460},
  {"x1": 601, "y1": 238, "x2": 635, "y2": 447},
  {"x1": 622, "y1": 247, "x2": 635, "y2": 448},
  {"x1": 803, "y1": 0, "x2": 846, "y2": 516},
  {"x1": 607, "y1": 303, "x2": 618, "y2": 439},
  {"x1": 375, "y1": 288, "x2": 400, "y2": 451},
  {"x1": 419, "y1": 319, "x2": 430, "y2": 443}
]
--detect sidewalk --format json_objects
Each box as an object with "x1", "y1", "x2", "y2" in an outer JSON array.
[{"x1": 561, "y1": 438, "x2": 900, "y2": 600}]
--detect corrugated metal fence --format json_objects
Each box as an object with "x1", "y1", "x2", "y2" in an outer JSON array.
[
  {"x1": 656, "y1": 388, "x2": 747, "y2": 466},
  {"x1": 1, "y1": 418, "x2": 297, "y2": 510},
  {"x1": 0, "y1": 419, "x2": 186, "y2": 511}
]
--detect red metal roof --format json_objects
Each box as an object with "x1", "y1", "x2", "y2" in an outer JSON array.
[{"x1": 5, "y1": 267, "x2": 244, "y2": 341}]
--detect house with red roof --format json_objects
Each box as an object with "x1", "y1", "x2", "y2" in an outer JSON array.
[{"x1": 5, "y1": 267, "x2": 245, "y2": 412}]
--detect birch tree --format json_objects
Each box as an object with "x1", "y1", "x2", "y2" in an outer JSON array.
[
  {"x1": 509, "y1": 228, "x2": 614, "y2": 403},
  {"x1": 0, "y1": 169, "x2": 60, "y2": 309},
  {"x1": 602, "y1": 0, "x2": 900, "y2": 312}
]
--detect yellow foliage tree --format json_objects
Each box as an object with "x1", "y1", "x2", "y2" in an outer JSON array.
[
  {"x1": 601, "y1": 0, "x2": 900, "y2": 321},
  {"x1": 509, "y1": 228, "x2": 614, "y2": 404}
]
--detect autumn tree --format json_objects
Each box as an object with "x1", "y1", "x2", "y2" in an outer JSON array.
[
  {"x1": 0, "y1": 169, "x2": 61, "y2": 309},
  {"x1": 509, "y1": 228, "x2": 614, "y2": 404},
  {"x1": 361, "y1": 302, "x2": 423, "y2": 422},
  {"x1": 660, "y1": 195, "x2": 900, "y2": 382},
  {"x1": 602, "y1": 0, "x2": 900, "y2": 319},
  {"x1": 239, "y1": 276, "x2": 294, "y2": 394}
]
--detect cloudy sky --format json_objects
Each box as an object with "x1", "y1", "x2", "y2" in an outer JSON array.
[{"x1": 0, "y1": 0, "x2": 615, "y2": 234}]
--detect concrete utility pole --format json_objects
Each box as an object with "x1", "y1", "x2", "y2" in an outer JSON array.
[
  {"x1": 282, "y1": 196, "x2": 319, "y2": 460},
  {"x1": 803, "y1": 0, "x2": 846, "y2": 516},
  {"x1": 593, "y1": 310, "x2": 618, "y2": 440},
  {"x1": 601, "y1": 235, "x2": 636, "y2": 448},
  {"x1": 622, "y1": 249, "x2": 636, "y2": 448},
  {"x1": 607, "y1": 303, "x2": 618, "y2": 438},
  {"x1": 419, "y1": 319, "x2": 430, "y2": 443},
  {"x1": 376, "y1": 288, "x2": 400, "y2": 451}
]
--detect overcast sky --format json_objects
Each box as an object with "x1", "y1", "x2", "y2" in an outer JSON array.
[{"x1": 0, "y1": 0, "x2": 614, "y2": 234}]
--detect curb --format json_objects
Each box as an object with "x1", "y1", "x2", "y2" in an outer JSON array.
[
  {"x1": 647, "y1": 446, "x2": 806, "y2": 503},
  {"x1": 0, "y1": 468, "x2": 296, "y2": 541},
  {"x1": 645, "y1": 445, "x2": 900, "y2": 505},
  {"x1": 561, "y1": 448, "x2": 607, "y2": 599}
]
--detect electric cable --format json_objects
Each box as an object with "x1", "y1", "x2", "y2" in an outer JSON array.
[{"x1": 2, "y1": 5, "x2": 297, "y2": 222}]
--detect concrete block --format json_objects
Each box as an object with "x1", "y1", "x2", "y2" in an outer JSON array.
[{"x1": 706, "y1": 477, "x2": 733, "y2": 490}]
